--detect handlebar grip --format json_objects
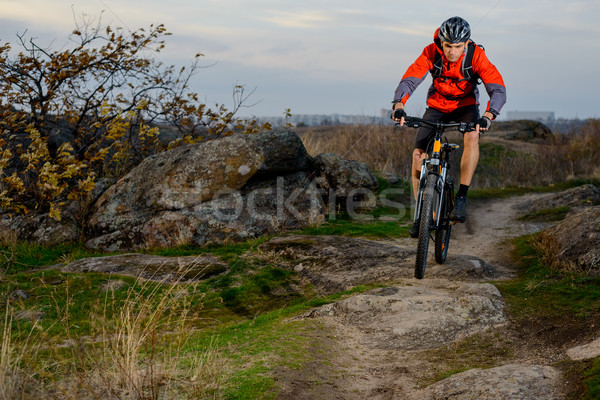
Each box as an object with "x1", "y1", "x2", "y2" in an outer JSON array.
[{"x1": 404, "y1": 116, "x2": 420, "y2": 128}]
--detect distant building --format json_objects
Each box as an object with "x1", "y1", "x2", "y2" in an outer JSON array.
[{"x1": 506, "y1": 111, "x2": 555, "y2": 124}]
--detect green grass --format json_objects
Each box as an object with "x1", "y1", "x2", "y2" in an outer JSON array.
[
  {"x1": 584, "y1": 358, "x2": 600, "y2": 400},
  {"x1": 1, "y1": 269, "x2": 177, "y2": 339},
  {"x1": 146, "y1": 237, "x2": 270, "y2": 262},
  {"x1": 468, "y1": 178, "x2": 600, "y2": 201},
  {"x1": 517, "y1": 206, "x2": 570, "y2": 222},
  {"x1": 0, "y1": 233, "x2": 386, "y2": 398},
  {"x1": 183, "y1": 283, "x2": 380, "y2": 398},
  {"x1": 495, "y1": 235, "x2": 600, "y2": 320},
  {"x1": 296, "y1": 177, "x2": 413, "y2": 238},
  {"x1": 0, "y1": 241, "x2": 109, "y2": 274},
  {"x1": 298, "y1": 218, "x2": 410, "y2": 238}
]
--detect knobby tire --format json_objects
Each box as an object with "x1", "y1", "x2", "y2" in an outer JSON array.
[
  {"x1": 434, "y1": 205, "x2": 451, "y2": 264},
  {"x1": 415, "y1": 174, "x2": 437, "y2": 279}
]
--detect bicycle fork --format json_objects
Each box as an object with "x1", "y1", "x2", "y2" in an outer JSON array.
[{"x1": 413, "y1": 157, "x2": 450, "y2": 230}]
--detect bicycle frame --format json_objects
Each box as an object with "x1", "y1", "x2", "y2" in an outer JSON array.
[{"x1": 407, "y1": 118, "x2": 470, "y2": 231}]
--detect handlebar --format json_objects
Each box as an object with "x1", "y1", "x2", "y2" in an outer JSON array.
[
  {"x1": 391, "y1": 110, "x2": 475, "y2": 133},
  {"x1": 404, "y1": 117, "x2": 474, "y2": 133}
]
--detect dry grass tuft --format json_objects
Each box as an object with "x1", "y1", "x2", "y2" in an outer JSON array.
[{"x1": 1, "y1": 270, "x2": 229, "y2": 400}]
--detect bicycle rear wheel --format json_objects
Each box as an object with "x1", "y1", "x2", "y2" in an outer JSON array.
[
  {"x1": 434, "y1": 221, "x2": 451, "y2": 264},
  {"x1": 434, "y1": 183, "x2": 453, "y2": 264},
  {"x1": 415, "y1": 174, "x2": 437, "y2": 279}
]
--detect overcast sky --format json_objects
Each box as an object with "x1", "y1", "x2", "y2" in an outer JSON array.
[{"x1": 1, "y1": 0, "x2": 599, "y2": 119}]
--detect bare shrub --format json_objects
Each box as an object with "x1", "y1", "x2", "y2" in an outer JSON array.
[{"x1": 0, "y1": 14, "x2": 270, "y2": 221}]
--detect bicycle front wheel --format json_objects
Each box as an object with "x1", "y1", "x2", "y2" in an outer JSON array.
[{"x1": 415, "y1": 174, "x2": 437, "y2": 279}]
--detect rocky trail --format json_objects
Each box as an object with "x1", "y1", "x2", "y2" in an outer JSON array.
[
  {"x1": 265, "y1": 193, "x2": 591, "y2": 400},
  {"x1": 55, "y1": 186, "x2": 600, "y2": 399}
]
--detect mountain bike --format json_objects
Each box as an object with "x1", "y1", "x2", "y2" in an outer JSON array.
[{"x1": 397, "y1": 115, "x2": 474, "y2": 279}]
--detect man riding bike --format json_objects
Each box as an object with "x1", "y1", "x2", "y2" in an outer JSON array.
[{"x1": 391, "y1": 16, "x2": 506, "y2": 237}]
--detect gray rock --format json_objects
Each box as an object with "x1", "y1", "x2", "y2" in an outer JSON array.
[
  {"x1": 567, "y1": 337, "x2": 600, "y2": 361},
  {"x1": 259, "y1": 235, "x2": 415, "y2": 295},
  {"x1": 0, "y1": 213, "x2": 80, "y2": 245},
  {"x1": 85, "y1": 130, "x2": 328, "y2": 250},
  {"x1": 537, "y1": 206, "x2": 600, "y2": 273},
  {"x1": 417, "y1": 364, "x2": 563, "y2": 400},
  {"x1": 312, "y1": 152, "x2": 379, "y2": 203},
  {"x1": 515, "y1": 184, "x2": 600, "y2": 216},
  {"x1": 259, "y1": 235, "x2": 505, "y2": 296},
  {"x1": 61, "y1": 253, "x2": 227, "y2": 282},
  {"x1": 9, "y1": 289, "x2": 30, "y2": 300},
  {"x1": 310, "y1": 281, "x2": 506, "y2": 350},
  {"x1": 86, "y1": 171, "x2": 325, "y2": 251},
  {"x1": 88, "y1": 130, "x2": 311, "y2": 233},
  {"x1": 4, "y1": 130, "x2": 382, "y2": 250}
]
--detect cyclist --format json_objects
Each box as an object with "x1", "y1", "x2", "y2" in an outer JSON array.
[{"x1": 391, "y1": 16, "x2": 506, "y2": 237}]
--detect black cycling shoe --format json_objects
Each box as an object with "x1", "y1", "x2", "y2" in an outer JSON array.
[
  {"x1": 450, "y1": 196, "x2": 467, "y2": 222},
  {"x1": 409, "y1": 220, "x2": 419, "y2": 238}
]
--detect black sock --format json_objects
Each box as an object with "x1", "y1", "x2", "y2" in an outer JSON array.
[{"x1": 457, "y1": 184, "x2": 469, "y2": 198}]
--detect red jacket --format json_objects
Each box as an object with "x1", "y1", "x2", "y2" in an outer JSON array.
[{"x1": 393, "y1": 29, "x2": 506, "y2": 117}]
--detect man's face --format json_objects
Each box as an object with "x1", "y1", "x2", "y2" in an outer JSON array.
[{"x1": 441, "y1": 41, "x2": 467, "y2": 62}]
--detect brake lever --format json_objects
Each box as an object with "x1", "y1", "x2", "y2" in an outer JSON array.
[{"x1": 458, "y1": 122, "x2": 474, "y2": 133}]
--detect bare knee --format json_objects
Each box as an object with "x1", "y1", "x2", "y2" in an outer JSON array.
[
  {"x1": 464, "y1": 131, "x2": 479, "y2": 148},
  {"x1": 412, "y1": 149, "x2": 427, "y2": 173}
]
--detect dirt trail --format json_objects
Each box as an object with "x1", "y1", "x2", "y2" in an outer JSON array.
[{"x1": 273, "y1": 193, "x2": 567, "y2": 399}]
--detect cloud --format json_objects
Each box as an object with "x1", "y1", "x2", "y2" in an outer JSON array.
[
  {"x1": 257, "y1": 10, "x2": 332, "y2": 29},
  {"x1": 380, "y1": 25, "x2": 432, "y2": 38}
]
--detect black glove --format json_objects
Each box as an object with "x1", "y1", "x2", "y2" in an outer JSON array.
[
  {"x1": 477, "y1": 116, "x2": 491, "y2": 130},
  {"x1": 392, "y1": 108, "x2": 407, "y2": 120}
]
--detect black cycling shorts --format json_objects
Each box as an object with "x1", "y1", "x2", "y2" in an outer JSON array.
[{"x1": 414, "y1": 105, "x2": 480, "y2": 151}]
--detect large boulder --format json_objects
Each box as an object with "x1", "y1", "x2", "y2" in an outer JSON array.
[
  {"x1": 87, "y1": 130, "x2": 313, "y2": 232},
  {"x1": 537, "y1": 206, "x2": 600, "y2": 273},
  {"x1": 492, "y1": 119, "x2": 553, "y2": 142},
  {"x1": 84, "y1": 130, "x2": 379, "y2": 251}
]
